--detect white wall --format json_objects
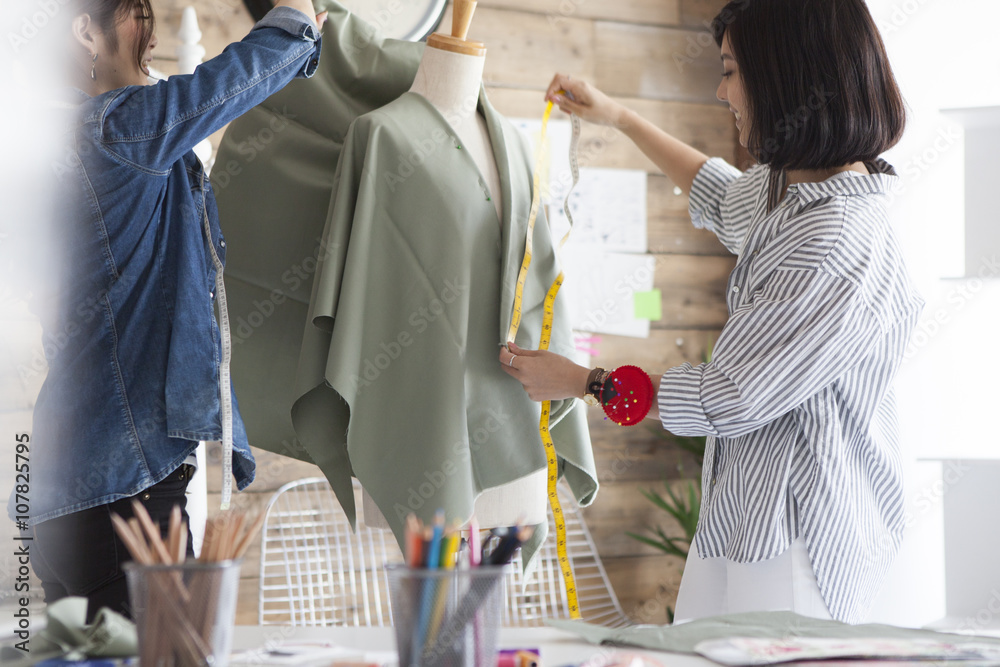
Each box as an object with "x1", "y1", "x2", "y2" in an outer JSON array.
[
  {"x1": 0, "y1": 1, "x2": 70, "y2": 602},
  {"x1": 864, "y1": 0, "x2": 1000, "y2": 627}
]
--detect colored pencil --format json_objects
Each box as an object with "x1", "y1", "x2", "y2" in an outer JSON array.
[
  {"x1": 428, "y1": 525, "x2": 534, "y2": 660},
  {"x1": 413, "y1": 511, "x2": 445, "y2": 660}
]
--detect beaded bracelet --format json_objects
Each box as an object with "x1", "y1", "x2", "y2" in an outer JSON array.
[{"x1": 600, "y1": 365, "x2": 654, "y2": 426}]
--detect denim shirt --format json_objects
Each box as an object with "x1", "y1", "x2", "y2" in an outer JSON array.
[{"x1": 23, "y1": 8, "x2": 321, "y2": 525}]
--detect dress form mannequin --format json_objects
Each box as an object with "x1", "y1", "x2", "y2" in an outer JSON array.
[
  {"x1": 409, "y1": 1, "x2": 502, "y2": 222},
  {"x1": 362, "y1": 0, "x2": 547, "y2": 529}
]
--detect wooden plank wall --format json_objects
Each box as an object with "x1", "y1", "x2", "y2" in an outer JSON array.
[{"x1": 149, "y1": 0, "x2": 736, "y2": 625}]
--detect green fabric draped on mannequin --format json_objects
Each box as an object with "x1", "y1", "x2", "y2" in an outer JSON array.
[{"x1": 212, "y1": 0, "x2": 597, "y2": 560}]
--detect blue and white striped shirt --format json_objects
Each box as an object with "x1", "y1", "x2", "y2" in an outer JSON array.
[{"x1": 659, "y1": 157, "x2": 924, "y2": 624}]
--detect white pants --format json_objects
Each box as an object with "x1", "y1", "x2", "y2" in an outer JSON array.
[{"x1": 673, "y1": 537, "x2": 834, "y2": 623}]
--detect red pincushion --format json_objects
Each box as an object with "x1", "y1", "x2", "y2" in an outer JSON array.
[{"x1": 601, "y1": 365, "x2": 654, "y2": 426}]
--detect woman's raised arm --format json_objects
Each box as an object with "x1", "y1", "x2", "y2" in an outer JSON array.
[
  {"x1": 99, "y1": 6, "x2": 323, "y2": 174},
  {"x1": 545, "y1": 73, "x2": 710, "y2": 194}
]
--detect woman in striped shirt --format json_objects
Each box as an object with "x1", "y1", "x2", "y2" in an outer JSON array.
[{"x1": 501, "y1": 0, "x2": 923, "y2": 624}]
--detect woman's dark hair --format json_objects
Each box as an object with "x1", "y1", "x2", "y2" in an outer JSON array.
[
  {"x1": 711, "y1": 0, "x2": 906, "y2": 171},
  {"x1": 76, "y1": 0, "x2": 155, "y2": 72}
]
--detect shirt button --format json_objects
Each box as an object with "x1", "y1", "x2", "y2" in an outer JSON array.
[
  {"x1": 210, "y1": 291, "x2": 215, "y2": 299},
  {"x1": 220, "y1": 240, "x2": 226, "y2": 248},
  {"x1": 141, "y1": 492, "x2": 151, "y2": 501},
  {"x1": 731, "y1": 285, "x2": 740, "y2": 293}
]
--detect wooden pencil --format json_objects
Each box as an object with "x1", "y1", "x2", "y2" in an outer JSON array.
[
  {"x1": 168, "y1": 505, "x2": 182, "y2": 561},
  {"x1": 233, "y1": 511, "x2": 267, "y2": 560}
]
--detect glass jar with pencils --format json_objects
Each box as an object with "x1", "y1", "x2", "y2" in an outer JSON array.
[
  {"x1": 113, "y1": 502, "x2": 265, "y2": 667},
  {"x1": 387, "y1": 564, "x2": 506, "y2": 667},
  {"x1": 389, "y1": 512, "x2": 532, "y2": 667}
]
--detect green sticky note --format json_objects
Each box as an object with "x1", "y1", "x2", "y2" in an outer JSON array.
[{"x1": 633, "y1": 289, "x2": 662, "y2": 321}]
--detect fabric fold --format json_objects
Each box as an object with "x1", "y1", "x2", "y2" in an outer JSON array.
[
  {"x1": 214, "y1": 1, "x2": 596, "y2": 562},
  {"x1": 545, "y1": 612, "x2": 1000, "y2": 655}
]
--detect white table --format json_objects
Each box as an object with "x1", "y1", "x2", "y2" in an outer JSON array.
[{"x1": 231, "y1": 626, "x2": 717, "y2": 667}]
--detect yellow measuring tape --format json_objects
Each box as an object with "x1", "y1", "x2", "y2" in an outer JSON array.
[{"x1": 506, "y1": 99, "x2": 582, "y2": 619}]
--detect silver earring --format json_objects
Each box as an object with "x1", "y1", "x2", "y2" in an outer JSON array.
[{"x1": 90, "y1": 52, "x2": 98, "y2": 81}]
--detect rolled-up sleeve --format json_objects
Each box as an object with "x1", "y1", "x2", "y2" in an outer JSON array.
[
  {"x1": 659, "y1": 268, "x2": 880, "y2": 438},
  {"x1": 255, "y1": 6, "x2": 322, "y2": 77},
  {"x1": 689, "y1": 158, "x2": 768, "y2": 255},
  {"x1": 100, "y1": 5, "x2": 322, "y2": 173}
]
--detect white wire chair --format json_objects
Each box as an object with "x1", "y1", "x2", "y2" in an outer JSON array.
[{"x1": 258, "y1": 477, "x2": 631, "y2": 628}]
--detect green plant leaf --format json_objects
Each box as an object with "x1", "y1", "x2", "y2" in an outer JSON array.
[
  {"x1": 638, "y1": 487, "x2": 670, "y2": 512},
  {"x1": 628, "y1": 476, "x2": 702, "y2": 563},
  {"x1": 625, "y1": 530, "x2": 689, "y2": 559}
]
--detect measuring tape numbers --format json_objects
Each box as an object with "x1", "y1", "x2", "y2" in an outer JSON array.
[
  {"x1": 201, "y1": 170, "x2": 235, "y2": 511},
  {"x1": 507, "y1": 99, "x2": 583, "y2": 619}
]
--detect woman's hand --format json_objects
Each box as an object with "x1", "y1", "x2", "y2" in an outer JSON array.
[
  {"x1": 500, "y1": 342, "x2": 591, "y2": 402},
  {"x1": 545, "y1": 73, "x2": 628, "y2": 128},
  {"x1": 273, "y1": 0, "x2": 328, "y2": 29}
]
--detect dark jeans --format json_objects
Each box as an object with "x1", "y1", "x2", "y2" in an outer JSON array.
[{"x1": 31, "y1": 464, "x2": 196, "y2": 623}]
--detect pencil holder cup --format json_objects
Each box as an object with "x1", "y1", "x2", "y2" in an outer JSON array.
[
  {"x1": 386, "y1": 564, "x2": 506, "y2": 667},
  {"x1": 125, "y1": 559, "x2": 242, "y2": 667}
]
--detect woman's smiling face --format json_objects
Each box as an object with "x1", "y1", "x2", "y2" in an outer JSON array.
[
  {"x1": 75, "y1": 1, "x2": 158, "y2": 92},
  {"x1": 716, "y1": 32, "x2": 748, "y2": 148},
  {"x1": 107, "y1": 4, "x2": 158, "y2": 88}
]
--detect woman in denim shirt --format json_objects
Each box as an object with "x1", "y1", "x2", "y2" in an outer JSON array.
[{"x1": 28, "y1": 0, "x2": 325, "y2": 620}]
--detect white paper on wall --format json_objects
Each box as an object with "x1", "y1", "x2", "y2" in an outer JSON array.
[
  {"x1": 512, "y1": 118, "x2": 655, "y2": 339},
  {"x1": 554, "y1": 167, "x2": 647, "y2": 253},
  {"x1": 510, "y1": 123, "x2": 648, "y2": 255},
  {"x1": 560, "y1": 248, "x2": 656, "y2": 339}
]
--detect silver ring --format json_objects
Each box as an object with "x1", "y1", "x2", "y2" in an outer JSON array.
[{"x1": 508, "y1": 354, "x2": 517, "y2": 368}]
